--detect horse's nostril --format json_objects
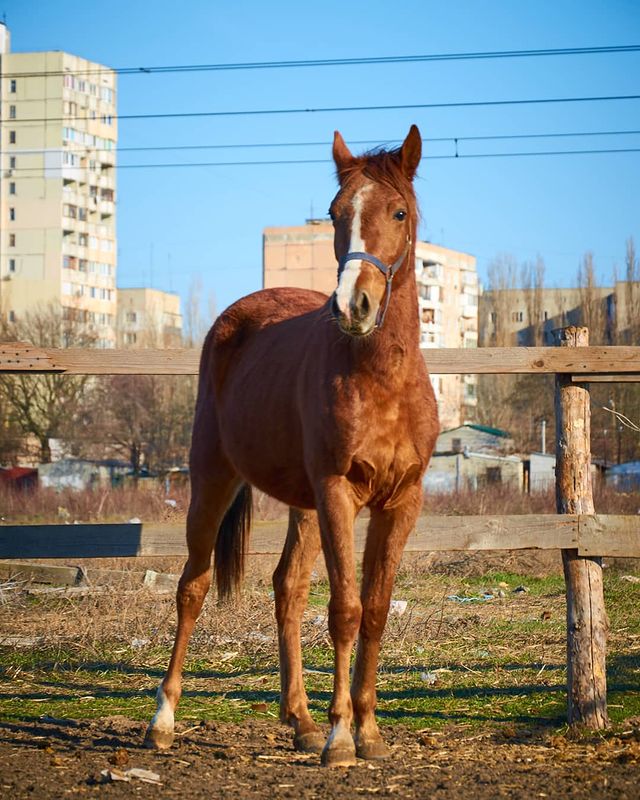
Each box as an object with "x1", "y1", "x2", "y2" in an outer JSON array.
[
  {"x1": 359, "y1": 291, "x2": 370, "y2": 317},
  {"x1": 352, "y1": 290, "x2": 370, "y2": 321}
]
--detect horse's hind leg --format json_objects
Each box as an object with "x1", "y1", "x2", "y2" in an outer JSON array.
[
  {"x1": 273, "y1": 507, "x2": 323, "y2": 753},
  {"x1": 145, "y1": 418, "x2": 241, "y2": 750}
]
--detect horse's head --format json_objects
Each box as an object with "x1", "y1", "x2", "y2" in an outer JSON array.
[{"x1": 329, "y1": 125, "x2": 421, "y2": 337}]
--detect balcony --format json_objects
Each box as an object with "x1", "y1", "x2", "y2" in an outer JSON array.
[
  {"x1": 461, "y1": 305, "x2": 477, "y2": 319},
  {"x1": 460, "y1": 270, "x2": 477, "y2": 288},
  {"x1": 61, "y1": 166, "x2": 86, "y2": 184},
  {"x1": 98, "y1": 173, "x2": 115, "y2": 190},
  {"x1": 62, "y1": 188, "x2": 84, "y2": 206},
  {"x1": 99, "y1": 200, "x2": 115, "y2": 217}
]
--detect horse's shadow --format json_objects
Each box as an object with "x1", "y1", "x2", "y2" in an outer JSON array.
[{"x1": 1, "y1": 653, "x2": 636, "y2": 732}]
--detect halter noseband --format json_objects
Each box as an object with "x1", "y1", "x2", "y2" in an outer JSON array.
[{"x1": 337, "y1": 237, "x2": 412, "y2": 328}]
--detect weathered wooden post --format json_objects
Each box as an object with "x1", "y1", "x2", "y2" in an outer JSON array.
[{"x1": 555, "y1": 326, "x2": 609, "y2": 728}]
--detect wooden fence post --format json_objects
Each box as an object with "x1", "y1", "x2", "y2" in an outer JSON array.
[{"x1": 555, "y1": 326, "x2": 609, "y2": 728}]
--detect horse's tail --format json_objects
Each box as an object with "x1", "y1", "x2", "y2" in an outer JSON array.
[{"x1": 214, "y1": 483, "x2": 253, "y2": 603}]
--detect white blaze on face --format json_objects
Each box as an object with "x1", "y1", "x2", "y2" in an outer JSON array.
[{"x1": 335, "y1": 184, "x2": 372, "y2": 317}]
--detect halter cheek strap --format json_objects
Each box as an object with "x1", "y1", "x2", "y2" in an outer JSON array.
[{"x1": 337, "y1": 237, "x2": 412, "y2": 328}]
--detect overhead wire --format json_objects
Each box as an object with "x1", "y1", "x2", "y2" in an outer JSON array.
[
  {"x1": 1, "y1": 43, "x2": 639, "y2": 79},
  {"x1": 10, "y1": 92, "x2": 640, "y2": 125},
  {"x1": 8, "y1": 147, "x2": 640, "y2": 178},
  {"x1": 3, "y1": 127, "x2": 640, "y2": 158}
]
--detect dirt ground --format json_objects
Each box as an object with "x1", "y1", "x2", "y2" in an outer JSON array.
[
  {"x1": 2, "y1": 545, "x2": 639, "y2": 798},
  {"x1": 0, "y1": 715, "x2": 639, "y2": 799}
]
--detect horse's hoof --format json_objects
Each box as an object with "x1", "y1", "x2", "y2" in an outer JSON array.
[
  {"x1": 294, "y1": 730, "x2": 325, "y2": 754},
  {"x1": 321, "y1": 744, "x2": 357, "y2": 768},
  {"x1": 144, "y1": 725, "x2": 174, "y2": 750},
  {"x1": 356, "y1": 739, "x2": 390, "y2": 760}
]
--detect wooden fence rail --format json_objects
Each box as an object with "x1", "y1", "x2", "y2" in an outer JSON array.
[
  {"x1": 1, "y1": 331, "x2": 639, "y2": 731},
  {"x1": 0, "y1": 515, "x2": 638, "y2": 560},
  {"x1": 2, "y1": 341, "x2": 640, "y2": 379}
]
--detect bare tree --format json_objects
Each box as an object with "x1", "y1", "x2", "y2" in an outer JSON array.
[
  {"x1": 522, "y1": 257, "x2": 546, "y2": 346},
  {"x1": 96, "y1": 374, "x2": 196, "y2": 474},
  {"x1": 0, "y1": 307, "x2": 98, "y2": 463},
  {"x1": 577, "y1": 252, "x2": 609, "y2": 344}
]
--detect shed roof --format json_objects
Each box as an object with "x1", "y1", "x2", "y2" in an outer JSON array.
[{"x1": 440, "y1": 423, "x2": 511, "y2": 439}]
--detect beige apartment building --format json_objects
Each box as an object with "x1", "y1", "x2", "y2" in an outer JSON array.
[
  {"x1": 263, "y1": 220, "x2": 479, "y2": 429},
  {"x1": 479, "y1": 286, "x2": 615, "y2": 346},
  {"x1": 117, "y1": 288, "x2": 183, "y2": 348},
  {"x1": 0, "y1": 24, "x2": 118, "y2": 347}
]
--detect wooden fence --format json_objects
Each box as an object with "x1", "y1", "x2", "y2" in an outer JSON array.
[{"x1": 1, "y1": 331, "x2": 639, "y2": 731}]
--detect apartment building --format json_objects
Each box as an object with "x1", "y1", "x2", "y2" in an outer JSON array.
[
  {"x1": 479, "y1": 286, "x2": 618, "y2": 346},
  {"x1": 117, "y1": 288, "x2": 183, "y2": 348},
  {"x1": 415, "y1": 241, "x2": 479, "y2": 428},
  {"x1": 0, "y1": 24, "x2": 118, "y2": 347},
  {"x1": 263, "y1": 220, "x2": 479, "y2": 429}
]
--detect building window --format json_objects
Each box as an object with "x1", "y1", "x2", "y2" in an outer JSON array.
[
  {"x1": 125, "y1": 333, "x2": 137, "y2": 345},
  {"x1": 511, "y1": 311, "x2": 523, "y2": 322},
  {"x1": 9, "y1": 208, "x2": 15, "y2": 221},
  {"x1": 9, "y1": 156, "x2": 16, "y2": 169},
  {"x1": 490, "y1": 312, "x2": 497, "y2": 323},
  {"x1": 8, "y1": 310, "x2": 16, "y2": 322},
  {"x1": 9, "y1": 130, "x2": 16, "y2": 144},
  {"x1": 126, "y1": 311, "x2": 137, "y2": 323},
  {"x1": 10, "y1": 79, "x2": 16, "y2": 93},
  {"x1": 9, "y1": 105, "x2": 16, "y2": 119},
  {"x1": 486, "y1": 467, "x2": 502, "y2": 484},
  {"x1": 78, "y1": 207, "x2": 87, "y2": 221},
  {"x1": 9, "y1": 259, "x2": 16, "y2": 272},
  {"x1": 9, "y1": 182, "x2": 16, "y2": 195},
  {"x1": 9, "y1": 234, "x2": 15, "y2": 247},
  {"x1": 421, "y1": 308, "x2": 435, "y2": 325}
]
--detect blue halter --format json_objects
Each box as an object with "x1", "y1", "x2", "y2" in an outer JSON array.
[{"x1": 337, "y1": 238, "x2": 412, "y2": 328}]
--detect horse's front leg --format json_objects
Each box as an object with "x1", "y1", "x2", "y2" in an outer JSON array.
[
  {"x1": 273, "y1": 507, "x2": 324, "y2": 753},
  {"x1": 351, "y1": 485, "x2": 422, "y2": 760},
  {"x1": 315, "y1": 477, "x2": 361, "y2": 767}
]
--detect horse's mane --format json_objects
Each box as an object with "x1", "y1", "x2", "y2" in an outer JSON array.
[{"x1": 337, "y1": 146, "x2": 418, "y2": 213}]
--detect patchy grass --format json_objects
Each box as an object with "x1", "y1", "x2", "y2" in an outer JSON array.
[{"x1": 1, "y1": 567, "x2": 638, "y2": 734}]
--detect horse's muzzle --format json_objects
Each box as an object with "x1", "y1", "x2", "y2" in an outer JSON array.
[{"x1": 330, "y1": 291, "x2": 377, "y2": 337}]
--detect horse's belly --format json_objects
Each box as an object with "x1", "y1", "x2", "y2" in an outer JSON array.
[
  {"x1": 219, "y1": 404, "x2": 316, "y2": 509},
  {"x1": 236, "y1": 454, "x2": 316, "y2": 510}
]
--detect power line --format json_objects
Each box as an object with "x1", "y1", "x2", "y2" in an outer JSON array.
[
  {"x1": 11, "y1": 93, "x2": 640, "y2": 125},
  {"x1": 81, "y1": 147, "x2": 640, "y2": 166},
  {"x1": 4, "y1": 128, "x2": 640, "y2": 159},
  {"x1": 10, "y1": 147, "x2": 640, "y2": 177},
  {"x1": 2, "y1": 44, "x2": 639, "y2": 79}
]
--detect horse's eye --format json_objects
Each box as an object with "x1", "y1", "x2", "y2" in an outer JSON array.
[{"x1": 394, "y1": 210, "x2": 407, "y2": 221}]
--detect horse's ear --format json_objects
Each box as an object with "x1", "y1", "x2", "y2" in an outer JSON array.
[
  {"x1": 333, "y1": 131, "x2": 354, "y2": 179},
  {"x1": 400, "y1": 124, "x2": 422, "y2": 180}
]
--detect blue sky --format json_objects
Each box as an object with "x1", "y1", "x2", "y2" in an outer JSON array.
[{"x1": 6, "y1": 0, "x2": 640, "y2": 323}]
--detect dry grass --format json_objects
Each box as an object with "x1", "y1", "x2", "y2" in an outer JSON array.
[{"x1": 1, "y1": 481, "x2": 638, "y2": 526}]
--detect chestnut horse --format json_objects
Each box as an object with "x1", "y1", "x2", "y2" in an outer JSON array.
[{"x1": 145, "y1": 125, "x2": 438, "y2": 767}]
